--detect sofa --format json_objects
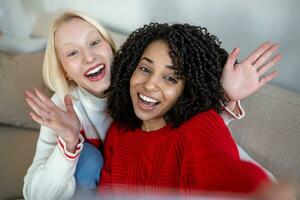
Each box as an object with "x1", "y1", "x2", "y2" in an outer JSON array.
[{"x1": 0, "y1": 19, "x2": 299, "y2": 200}]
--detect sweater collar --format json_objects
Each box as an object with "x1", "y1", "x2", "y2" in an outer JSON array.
[{"x1": 76, "y1": 86, "x2": 107, "y2": 111}]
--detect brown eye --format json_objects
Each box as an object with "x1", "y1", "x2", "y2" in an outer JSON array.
[
  {"x1": 67, "y1": 50, "x2": 79, "y2": 57},
  {"x1": 90, "y1": 39, "x2": 100, "y2": 46},
  {"x1": 138, "y1": 66, "x2": 151, "y2": 74},
  {"x1": 164, "y1": 75, "x2": 178, "y2": 84}
]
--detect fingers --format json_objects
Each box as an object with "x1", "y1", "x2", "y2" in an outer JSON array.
[
  {"x1": 25, "y1": 88, "x2": 58, "y2": 122},
  {"x1": 253, "y1": 43, "x2": 279, "y2": 68},
  {"x1": 25, "y1": 90, "x2": 49, "y2": 111},
  {"x1": 34, "y1": 88, "x2": 55, "y2": 108},
  {"x1": 258, "y1": 71, "x2": 278, "y2": 88},
  {"x1": 247, "y1": 41, "x2": 274, "y2": 62},
  {"x1": 224, "y1": 48, "x2": 240, "y2": 71},
  {"x1": 25, "y1": 95, "x2": 51, "y2": 120},
  {"x1": 257, "y1": 53, "x2": 282, "y2": 76},
  {"x1": 64, "y1": 95, "x2": 76, "y2": 114},
  {"x1": 29, "y1": 112, "x2": 49, "y2": 126}
]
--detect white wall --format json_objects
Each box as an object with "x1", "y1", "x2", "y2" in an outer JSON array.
[
  {"x1": 142, "y1": 0, "x2": 300, "y2": 94},
  {"x1": 0, "y1": 0, "x2": 299, "y2": 93}
]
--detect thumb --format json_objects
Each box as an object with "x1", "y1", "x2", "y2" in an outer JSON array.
[
  {"x1": 64, "y1": 95, "x2": 75, "y2": 113},
  {"x1": 224, "y1": 47, "x2": 240, "y2": 71}
]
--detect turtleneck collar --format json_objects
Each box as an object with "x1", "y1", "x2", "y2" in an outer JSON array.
[{"x1": 76, "y1": 86, "x2": 108, "y2": 111}]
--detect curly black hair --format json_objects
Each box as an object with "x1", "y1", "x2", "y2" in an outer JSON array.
[{"x1": 107, "y1": 23, "x2": 228, "y2": 129}]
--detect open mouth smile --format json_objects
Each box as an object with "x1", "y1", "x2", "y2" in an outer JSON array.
[
  {"x1": 137, "y1": 92, "x2": 161, "y2": 110},
  {"x1": 84, "y1": 64, "x2": 106, "y2": 81}
]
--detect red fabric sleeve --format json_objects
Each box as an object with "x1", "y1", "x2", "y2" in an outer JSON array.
[{"x1": 180, "y1": 110, "x2": 269, "y2": 194}]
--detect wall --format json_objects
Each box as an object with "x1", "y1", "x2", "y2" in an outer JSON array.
[{"x1": 0, "y1": 0, "x2": 299, "y2": 93}]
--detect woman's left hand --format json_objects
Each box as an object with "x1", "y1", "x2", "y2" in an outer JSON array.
[{"x1": 221, "y1": 41, "x2": 282, "y2": 101}]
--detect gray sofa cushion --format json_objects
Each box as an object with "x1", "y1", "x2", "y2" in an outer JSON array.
[
  {"x1": 229, "y1": 83, "x2": 300, "y2": 191},
  {"x1": 0, "y1": 125, "x2": 38, "y2": 200}
]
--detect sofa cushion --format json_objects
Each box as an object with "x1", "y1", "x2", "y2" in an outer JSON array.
[
  {"x1": 229, "y1": 83, "x2": 300, "y2": 191},
  {"x1": 0, "y1": 37, "x2": 47, "y2": 53},
  {"x1": 0, "y1": 125, "x2": 39, "y2": 200},
  {"x1": 0, "y1": 51, "x2": 53, "y2": 129}
]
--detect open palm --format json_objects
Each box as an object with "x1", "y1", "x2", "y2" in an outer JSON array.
[
  {"x1": 221, "y1": 42, "x2": 281, "y2": 101},
  {"x1": 25, "y1": 88, "x2": 80, "y2": 144}
]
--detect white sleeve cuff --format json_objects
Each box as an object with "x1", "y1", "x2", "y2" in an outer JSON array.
[
  {"x1": 223, "y1": 100, "x2": 245, "y2": 120},
  {"x1": 57, "y1": 134, "x2": 84, "y2": 160}
]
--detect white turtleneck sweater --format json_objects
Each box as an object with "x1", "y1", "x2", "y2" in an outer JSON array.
[
  {"x1": 23, "y1": 87, "x2": 112, "y2": 200},
  {"x1": 23, "y1": 87, "x2": 272, "y2": 200}
]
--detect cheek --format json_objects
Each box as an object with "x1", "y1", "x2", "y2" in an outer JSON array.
[
  {"x1": 99, "y1": 42, "x2": 114, "y2": 62},
  {"x1": 164, "y1": 89, "x2": 179, "y2": 102},
  {"x1": 164, "y1": 85, "x2": 184, "y2": 105},
  {"x1": 129, "y1": 70, "x2": 140, "y2": 87},
  {"x1": 61, "y1": 59, "x2": 81, "y2": 77}
]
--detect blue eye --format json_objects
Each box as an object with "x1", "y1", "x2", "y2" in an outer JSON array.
[
  {"x1": 90, "y1": 39, "x2": 100, "y2": 46},
  {"x1": 67, "y1": 50, "x2": 78, "y2": 57}
]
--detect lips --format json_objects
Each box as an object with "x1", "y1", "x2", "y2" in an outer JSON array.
[
  {"x1": 84, "y1": 64, "x2": 106, "y2": 82},
  {"x1": 137, "y1": 92, "x2": 160, "y2": 110}
]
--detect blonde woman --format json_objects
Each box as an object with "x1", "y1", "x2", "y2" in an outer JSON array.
[{"x1": 23, "y1": 11, "x2": 116, "y2": 200}]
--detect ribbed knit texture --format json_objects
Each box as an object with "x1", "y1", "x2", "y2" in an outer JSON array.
[{"x1": 99, "y1": 110, "x2": 269, "y2": 195}]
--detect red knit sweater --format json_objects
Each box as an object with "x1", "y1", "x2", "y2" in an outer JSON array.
[{"x1": 99, "y1": 110, "x2": 269, "y2": 195}]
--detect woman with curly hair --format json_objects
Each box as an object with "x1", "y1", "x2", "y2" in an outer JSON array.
[{"x1": 99, "y1": 23, "x2": 280, "y2": 195}]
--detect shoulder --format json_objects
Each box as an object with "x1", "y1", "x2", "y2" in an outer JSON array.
[
  {"x1": 180, "y1": 110, "x2": 238, "y2": 158},
  {"x1": 105, "y1": 122, "x2": 120, "y2": 139},
  {"x1": 180, "y1": 110, "x2": 233, "y2": 144},
  {"x1": 107, "y1": 122, "x2": 128, "y2": 135},
  {"x1": 181, "y1": 109, "x2": 225, "y2": 131}
]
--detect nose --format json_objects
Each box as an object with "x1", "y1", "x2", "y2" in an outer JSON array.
[
  {"x1": 82, "y1": 49, "x2": 94, "y2": 64},
  {"x1": 143, "y1": 75, "x2": 159, "y2": 92}
]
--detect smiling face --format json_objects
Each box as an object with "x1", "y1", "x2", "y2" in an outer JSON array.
[
  {"x1": 130, "y1": 40, "x2": 185, "y2": 131},
  {"x1": 55, "y1": 18, "x2": 113, "y2": 97}
]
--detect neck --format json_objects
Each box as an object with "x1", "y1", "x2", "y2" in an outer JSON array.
[
  {"x1": 95, "y1": 92, "x2": 107, "y2": 98},
  {"x1": 141, "y1": 118, "x2": 167, "y2": 132},
  {"x1": 79, "y1": 86, "x2": 107, "y2": 99}
]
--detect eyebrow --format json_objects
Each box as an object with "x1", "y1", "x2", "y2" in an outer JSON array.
[
  {"x1": 59, "y1": 29, "x2": 100, "y2": 47},
  {"x1": 140, "y1": 56, "x2": 175, "y2": 69}
]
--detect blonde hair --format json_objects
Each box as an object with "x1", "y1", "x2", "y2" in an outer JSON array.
[{"x1": 43, "y1": 11, "x2": 116, "y2": 102}]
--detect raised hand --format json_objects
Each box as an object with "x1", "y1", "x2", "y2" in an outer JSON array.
[
  {"x1": 221, "y1": 41, "x2": 282, "y2": 101},
  {"x1": 25, "y1": 88, "x2": 80, "y2": 150}
]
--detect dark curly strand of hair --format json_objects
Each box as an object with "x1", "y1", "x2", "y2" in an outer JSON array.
[{"x1": 108, "y1": 23, "x2": 228, "y2": 130}]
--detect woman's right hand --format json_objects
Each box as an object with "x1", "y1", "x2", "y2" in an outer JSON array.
[{"x1": 25, "y1": 88, "x2": 81, "y2": 152}]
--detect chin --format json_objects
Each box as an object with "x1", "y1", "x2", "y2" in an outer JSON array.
[{"x1": 134, "y1": 109, "x2": 159, "y2": 122}]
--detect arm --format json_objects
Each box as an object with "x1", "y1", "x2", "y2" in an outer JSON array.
[
  {"x1": 23, "y1": 126, "x2": 83, "y2": 200},
  {"x1": 23, "y1": 91, "x2": 83, "y2": 200},
  {"x1": 180, "y1": 110, "x2": 269, "y2": 194}
]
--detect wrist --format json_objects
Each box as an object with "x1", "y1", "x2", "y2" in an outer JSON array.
[
  {"x1": 226, "y1": 100, "x2": 238, "y2": 113},
  {"x1": 57, "y1": 134, "x2": 84, "y2": 160},
  {"x1": 64, "y1": 135, "x2": 79, "y2": 153}
]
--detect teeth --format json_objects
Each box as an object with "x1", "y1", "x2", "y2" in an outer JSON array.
[
  {"x1": 139, "y1": 93, "x2": 159, "y2": 103},
  {"x1": 86, "y1": 64, "x2": 104, "y2": 75}
]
